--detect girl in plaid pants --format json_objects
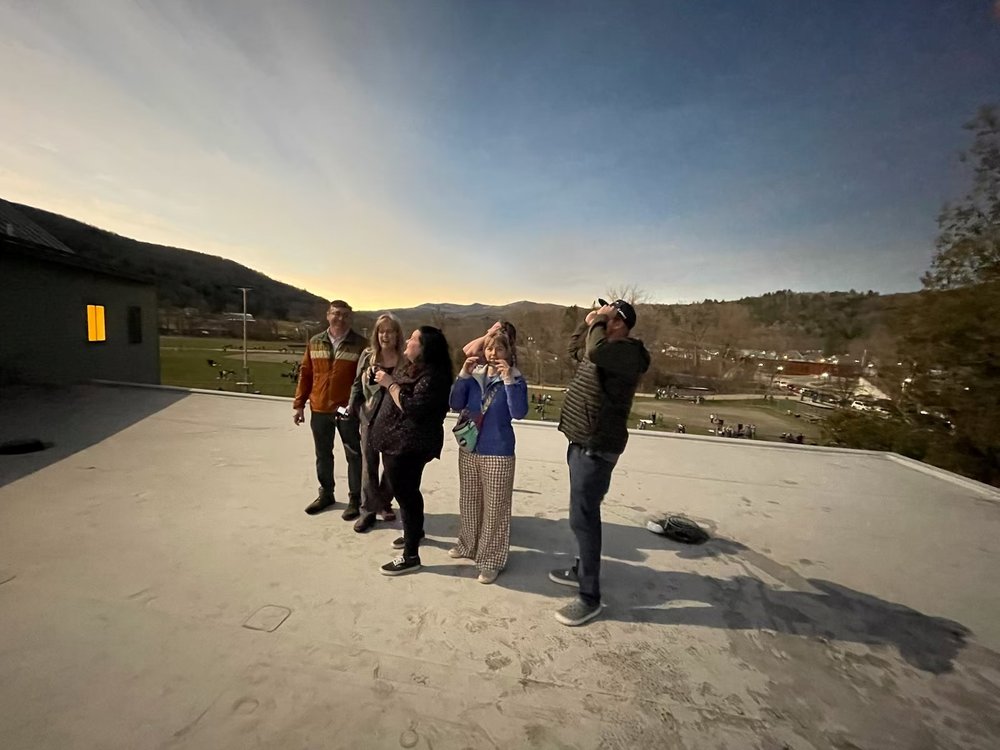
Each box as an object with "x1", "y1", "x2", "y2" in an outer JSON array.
[{"x1": 449, "y1": 327, "x2": 529, "y2": 583}]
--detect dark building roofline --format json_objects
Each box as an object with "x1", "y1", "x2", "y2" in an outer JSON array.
[
  {"x1": 1, "y1": 234, "x2": 156, "y2": 285},
  {"x1": 0, "y1": 198, "x2": 75, "y2": 255}
]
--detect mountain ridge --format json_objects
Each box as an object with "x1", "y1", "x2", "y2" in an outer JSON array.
[{"x1": 7, "y1": 198, "x2": 917, "y2": 360}]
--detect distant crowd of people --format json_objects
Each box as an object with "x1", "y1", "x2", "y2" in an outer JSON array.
[
  {"x1": 291, "y1": 298, "x2": 649, "y2": 627},
  {"x1": 708, "y1": 414, "x2": 756, "y2": 439}
]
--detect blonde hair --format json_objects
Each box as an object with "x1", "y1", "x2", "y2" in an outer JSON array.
[
  {"x1": 370, "y1": 313, "x2": 404, "y2": 362},
  {"x1": 483, "y1": 330, "x2": 516, "y2": 366}
]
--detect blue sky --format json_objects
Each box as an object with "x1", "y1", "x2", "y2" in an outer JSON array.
[{"x1": 1, "y1": 1, "x2": 998, "y2": 308}]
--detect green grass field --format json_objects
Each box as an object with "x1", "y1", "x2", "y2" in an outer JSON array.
[
  {"x1": 160, "y1": 336, "x2": 301, "y2": 395},
  {"x1": 160, "y1": 337, "x2": 824, "y2": 441},
  {"x1": 523, "y1": 388, "x2": 822, "y2": 443}
]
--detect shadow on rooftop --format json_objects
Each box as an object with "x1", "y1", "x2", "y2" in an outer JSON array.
[
  {"x1": 424, "y1": 512, "x2": 972, "y2": 675},
  {"x1": 0, "y1": 384, "x2": 188, "y2": 488}
]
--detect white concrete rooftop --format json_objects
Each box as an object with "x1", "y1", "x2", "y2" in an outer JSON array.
[{"x1": 1, "y1": 384, "x2": 1000, "y2": 749}]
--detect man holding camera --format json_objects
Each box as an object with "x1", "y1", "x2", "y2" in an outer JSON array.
[
  {"x1": 550, "y1": 299, "x2": 650, "y2": 626},
  {"x1": 293, "y1": 299, "x2": 367, "y2": 518}
]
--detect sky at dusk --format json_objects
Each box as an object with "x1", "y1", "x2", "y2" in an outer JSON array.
[{"x1": 2, "y1": 1, "x2": 999, "y2": 309}]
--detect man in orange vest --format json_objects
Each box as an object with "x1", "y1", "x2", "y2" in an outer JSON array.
[{"x1": 293, "y1": 300, "x2": 367, "y2": 518}]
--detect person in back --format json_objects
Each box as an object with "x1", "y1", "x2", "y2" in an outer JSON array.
[
  {"x1": 448, "y1": 329, "x2": 529, "y2": 584},
  {"x1": 549, "y1": 299, "x2": 650, "y2": 626},
  {"x1": 367, "y1": 326, "x2": 453, "y2": 576}
]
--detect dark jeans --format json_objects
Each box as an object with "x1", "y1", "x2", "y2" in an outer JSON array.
[
  {"x1": 382, "y1": 452, "x2": 430, "y2": 558},
  {"x1": 567, "y1": 442, "x2": 618, "y2": 606},
  {"x1": 359, "y1": 419, "x2": 394, "y2": 515},
  {"x1": 310, "y1": 411, "x2": 361, "y2": 503}
]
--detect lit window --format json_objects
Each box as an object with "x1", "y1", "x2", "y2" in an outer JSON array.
[{"x1": 87, "y1": 305, "x2": 106, "y2": 342}]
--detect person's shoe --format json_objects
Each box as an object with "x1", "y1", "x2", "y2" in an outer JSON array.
[
  {"x1": 478, "y1": 569, "x2": 499, "y2": 584},
  {"x1": 392, "y1": 531, "x2": 424, "y2": 549},
  {"x1": 341, "y1": 504, "x2": 361, "y2": 521},
  {"x1": 380, "y1": 555, "x2": 421, "y2": 576},
  {"x1": 353, "y1": 513, "x2": 377, "y2": 533},
  {"x1": 379, "y1": 509, "x2": 397, "y2": 522},
  {"x1": 304, "y1": 496, "x2": 335, "y2": 515},
  {"x1": 554, "y1": 598, "x2": 602, "y2": 627},
  {"x1": 548, "y1": 564, "x2": 580, "y2": 589},
  {"x1": 447, "y1": 547, "x2": 470, "y2": 559}
]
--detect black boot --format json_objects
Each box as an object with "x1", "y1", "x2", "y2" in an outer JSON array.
[
  {"x1": 305, "y1": 496, "x2": 335, "y2": 515},
  {"x1": 353, "y1": 513, "x2": 377, "y2": 533},
  {"x1": 341, "y1": 502, "x2": 361, "y2": 521}
]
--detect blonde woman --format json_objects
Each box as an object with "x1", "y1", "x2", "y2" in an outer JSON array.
[
  {"x1": 349, "y1": 313, "x2": 404, "y2": 533},
  {"x1": 448, "y1": 329, "x2": 528, "y2": 583}
]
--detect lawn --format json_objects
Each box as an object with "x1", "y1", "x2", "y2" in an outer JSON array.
[
  {"x1": 522, "y1": 388, "x2": 824, "y2": 443},
  {"x1": 161, "y1": 335, "x2": 300, "y2": 352},
  {"x1": 160, "y1": 336, "x2": 302, "y2": 396},
  {"x1": 160, "y1": 338, "x2": 827, "y2": 442}
]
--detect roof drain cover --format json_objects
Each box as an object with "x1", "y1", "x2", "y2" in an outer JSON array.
[{"x1": 242, "y1": 605, "x2": 291, "y2": 632}]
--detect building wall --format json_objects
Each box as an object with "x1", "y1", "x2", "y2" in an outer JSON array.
[
  {"x1": 0, "y1": 253, "x2": 159, "y2": 385},
  {"x1": 780, "y1": 360, "x2": 860, "y2": 378},
  {"x1": 758, "y1": 359, "x2": 860, "y2": 378}
]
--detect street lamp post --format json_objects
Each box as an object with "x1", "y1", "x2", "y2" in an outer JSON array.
[{"x1": 237, "y1": 286, "x2": 253, "y2": 392}]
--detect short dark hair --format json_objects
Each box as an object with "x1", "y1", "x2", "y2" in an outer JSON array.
[
  {"x1": 328, "y1": 299, "x2": 352, "y2": 311},
  {"x1": 415, "y1": 326, "x2": 454, "y2": 380}
]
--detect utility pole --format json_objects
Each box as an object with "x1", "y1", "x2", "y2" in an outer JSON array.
[{"x1": 237, "y1": 287, "x2": 253, "y2": 392}]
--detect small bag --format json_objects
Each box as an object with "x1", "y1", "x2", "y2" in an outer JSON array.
[
  {"x1": 452, "y1": 373, "x2": 503, "y2": 452},
  {"x1": 452, "y1": 410, "x2": 480, "y2": 452}
]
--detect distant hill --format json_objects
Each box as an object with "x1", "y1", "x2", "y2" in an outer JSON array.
[
  {"x1": 10, "y1": 200, "x2": 329, "y2": 321},
  {"x1": 8, "y1": 199, "x2": 918, "y2": 369}
]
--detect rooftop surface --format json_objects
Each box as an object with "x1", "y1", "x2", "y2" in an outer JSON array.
[{"x1": 1, "y1": 385, "x2": 999, "y2": 749}]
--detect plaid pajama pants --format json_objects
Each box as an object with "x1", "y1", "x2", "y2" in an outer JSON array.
[{"x1": 455, "y1": 451, "x2": 516, "y2": 572}]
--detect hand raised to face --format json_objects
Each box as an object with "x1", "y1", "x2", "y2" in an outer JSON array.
[{"x1": 493, "y1": 359, "x2": 511, "y2": 381}]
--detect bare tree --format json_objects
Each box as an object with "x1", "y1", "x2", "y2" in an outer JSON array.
[
  {"x1": 668, "y1": 303, "x2": 718, "y2": 372},
  {"x1": 604, "y1": 284, "x2": 652, "y2": 305}
]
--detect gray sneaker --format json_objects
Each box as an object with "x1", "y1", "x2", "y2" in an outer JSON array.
[
  {"x1": 548, "y1": 565, "x2": 580, "y2": 589},
  {"x1": 555, "y1": 598, "x2": 602, "y2": 627}
]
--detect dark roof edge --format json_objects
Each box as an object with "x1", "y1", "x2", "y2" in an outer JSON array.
[
  {"x1": 1, "y1": 235, "x2": 156, "y2": 285},
  {"x1": 0, "y1": 199, "x2": 76, "y2": 254}
]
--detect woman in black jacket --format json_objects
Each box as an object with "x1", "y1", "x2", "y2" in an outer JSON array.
[{"x1": 368, "y1": 326, "x2": 453, "y2": 575}]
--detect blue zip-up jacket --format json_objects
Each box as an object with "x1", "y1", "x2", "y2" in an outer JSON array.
[{"x1": 449, "y1": 366, "x2": 529, "y2": 456}]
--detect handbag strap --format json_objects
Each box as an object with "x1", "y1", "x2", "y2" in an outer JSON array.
[{"x1": 481, "y1": 375, "x2": 506, "y2": 416}]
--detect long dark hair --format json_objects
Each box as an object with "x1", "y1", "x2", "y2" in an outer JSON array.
[
  {"x1": 401, "y1": 326, "x2": 455, "y2": 382},
  {"x1": 411, "y1": 326, "x2": 454, "y2": 380}
]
